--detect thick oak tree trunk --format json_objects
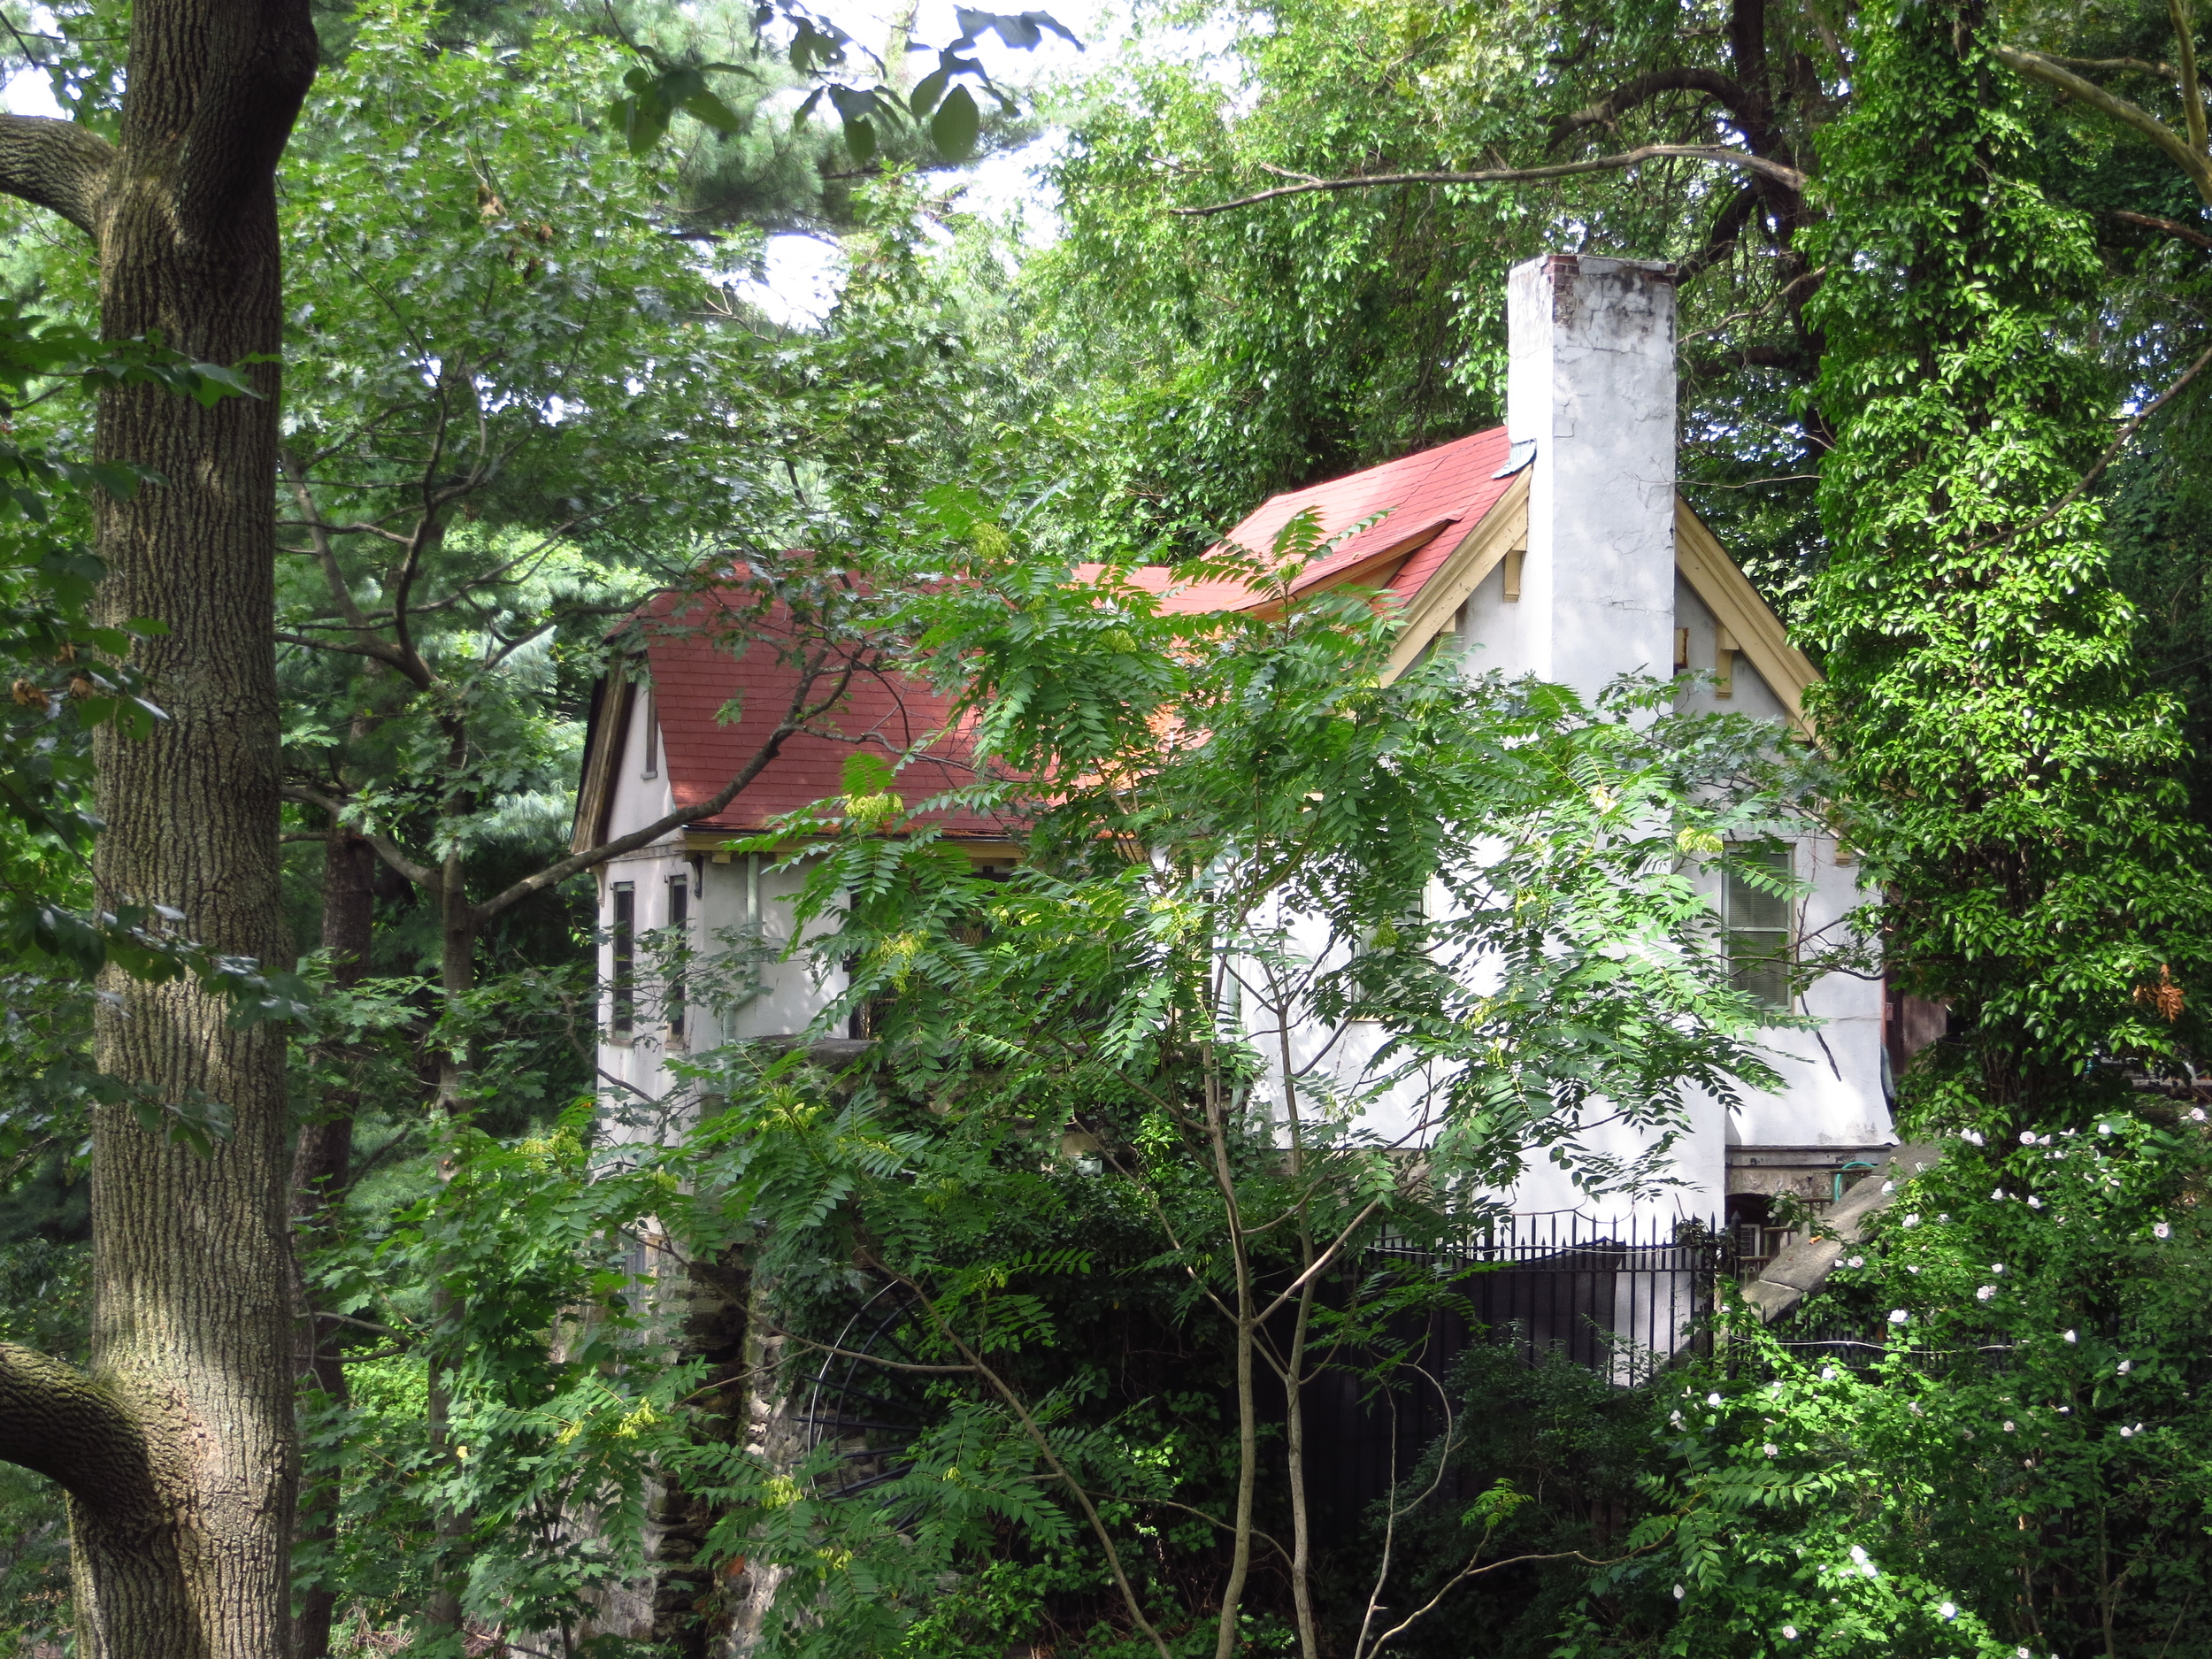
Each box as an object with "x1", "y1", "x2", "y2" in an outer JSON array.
[{"x1": 0, "y1": 0, "x2": 317, "y2": 1652}]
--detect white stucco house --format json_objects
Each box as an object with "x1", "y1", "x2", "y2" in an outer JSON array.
[{"x1": 571, "y1": 253, "x2": 1906, "y2": 1248}]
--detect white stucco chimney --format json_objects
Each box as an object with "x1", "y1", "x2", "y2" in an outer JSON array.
[{"x1": 1505, "y1": 254, "x2": 1678, "y2": 698}]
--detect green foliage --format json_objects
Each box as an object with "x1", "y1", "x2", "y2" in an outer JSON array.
[
  {"x1": 302, "y1": 1103, "x2": 695, "y2": 1647},
  {"x1": 1799, "y1": 0, "x2": 2212, "y2": 1124},
  {"x1": 650, "y1": 495, "x2": 1824, "y2": 1655},
  {"x1": 1338, "y1": 1339, "x2": 1648, "y2": 1659},
  {"x1": 1589, "y1": 1109, "x2": 2212, "y2": 1658}
]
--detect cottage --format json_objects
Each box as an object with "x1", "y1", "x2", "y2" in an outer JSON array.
[{"x1": 571, "y1": 253, "x2": 1901, "y2": 1243}]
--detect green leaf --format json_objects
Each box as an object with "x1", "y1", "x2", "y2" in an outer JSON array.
[
  {"x1": 931, "y1": 85, "x2": 979, "y2": 160},
  {"x1": 910, "y1": 64, "x2": 950, "y2": 118},
  {"x1": 683, "y1": 89, "x2": 746, "y2": 134}
]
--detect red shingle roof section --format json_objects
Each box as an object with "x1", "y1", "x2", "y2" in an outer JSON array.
[
  {"x1": 633, "y1": 429, "x2": 1519, "y2": 834},
  {"x1": 639, "y1": 587, "x2": 1003, "y2": 838},
  {"x1": 1147, "y1": 426, "x2": 1517, "y2": 614}
]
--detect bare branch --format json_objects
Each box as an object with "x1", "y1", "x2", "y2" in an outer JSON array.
[
  {"x1": 2041, "y1": 52, "x2": 2180, "y2": 81},
  {"x1": 2173, "y1": 0, "x2": 2208, "y2": 159},
  {"x1": 1998, "y1": 44, "x2": 2212, "y2": 204},
  {"x1": 281, "y1": 782, "x2": 441, "y2": 891},
  {"x1": 0, "y1": 114, "x2": 114, "y2": 240},
  {"x1": 1171, "y1": 145, "x2": 1807, "y2": 219},
  {"x1": 275, "y1": 629, "x2": 409, "y2": 663},
  {"x1": 472, "y1": 654, "x2": 862, "y2": 922},
  {"x1": 280, "y1": 451, "x2": 426, "y2": 686},
  {"x1": 2101, "y1": 206, "x2": 2212, "y2": 250},
  {"x1": 0, "y1": 1344, "x2": 157, "y2": 1517},
  {"x1": 1549, "y1": 67, "x2": 1760, "y2": 145}
]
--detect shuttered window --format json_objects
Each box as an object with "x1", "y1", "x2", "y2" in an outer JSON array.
[
  {"x1": 611, "y1": 882, "x2": 635, "y2": 1035},
  {"x1": 1723, "y1": 843, "x2": 1793, "y2": 1009}
]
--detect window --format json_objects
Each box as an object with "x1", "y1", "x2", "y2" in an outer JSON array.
[
  {"x1": 667, "y1": 874, "x2": 688, "y2": 1040},
  {"x1": 611, "y1": 882, "x2": 635, "y2": 1035},
  {"x1": 1723, "y1": 842, "x2": 1793, "y2": 1008},
  {"x1": 641, "y1": 687, "x2": 659, "y2": 780}
]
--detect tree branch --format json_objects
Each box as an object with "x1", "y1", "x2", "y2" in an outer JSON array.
[
  {"x1": 280, "y1": 782, "x2": 441, "y2": 891},
  {"x1": 1998, "y1": 44, "x2": 2212, "y2": 204},
  {"x1": 2174, "y1": 0, "x2": 2208, "y2": 160},
  {"x1": 2101, "y1": 206, "x2": 2212, "y2": 250},
  {"x1": 472, "y1": 654, "x2": 860, "y2": 923},
  {"x1": 1170, "y1": 144, "x2": 1807, "y2": 218},
  {"x1": 1549, "y1": 67, "x2": 1760, "y2": 145},
  {"x1": 0, "y1": 115, "x2": 114, "y2": 239},
  {"x1": 0, "y1": 1344, "x2": 157, "y2": 1517}
]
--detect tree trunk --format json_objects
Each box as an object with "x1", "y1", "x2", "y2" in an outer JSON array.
[
  {"x1": 290, "y1": 828, "x2": 375, "y2": 1659},
  {"x1": 0, "y1": 0, "x2": 318, "y2": 1651},
  {"x1": 425, "y1": 839, "x2": 479, "y2": 1637}
]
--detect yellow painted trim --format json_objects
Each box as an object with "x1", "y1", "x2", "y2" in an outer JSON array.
[
  {"x1": 1673, "y1": 497, "x2": 1821, "y2": 737},
  {"x1": 1381, "y1": 470, "x2": 1531, "y2": 680},
  {"x1": 570, "y1": 674, "x2": 634, "y2": 854}
]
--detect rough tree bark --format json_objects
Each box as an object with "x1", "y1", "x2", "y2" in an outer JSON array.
[{"x1": 0, "y1": 0, "x2": 319, "y2": 1651}]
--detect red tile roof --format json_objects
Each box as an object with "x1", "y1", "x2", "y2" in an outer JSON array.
[
  {"x1": 637, "y1": 586, "x2": 1006, "y2": 839},
  {"x1": 626, "y1": 430, "x2": 1517, "y2": 838},
  {"x1": 1123, "y1": 426, "x2": 1517, "y2": 614}
]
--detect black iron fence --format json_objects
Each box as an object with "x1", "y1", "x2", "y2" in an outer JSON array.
[
  {"x1": 798, "y1": 1214, "x2": 1739, "y2": 1522},
  {"x1": 1309, "y1": 1212, "x2": 1732, "y2": 1514}
]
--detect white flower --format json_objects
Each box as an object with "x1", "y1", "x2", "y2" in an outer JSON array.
[
  {"x1": 1820, "y1": 1366, "x2": 1839, "y2": 1381},
  {"x1": 1939, "y1": 1601, "x2": 1956, "y2": 1620},
  {"x1": 2191, "y1": 1107, "x2": 2206, "y2": 1123},
  {"x1": 2027, "y1": 1195, "x2": 2044, "y2": 1210},
  {"x1": 1962, "y1": 1129, "x2": 1985, "y2": 1145},
  {"x1": 2064, "y1": 1329, "x2": 2078, "y2": 1343},
  {"x1": 2099, "y1": 1122, "x2": 2116, "y2": 1135},
  {"x1": 1907, "y1": 1263, "x2": 1921, "y2": 1273},
  {"x1": 2154, "y1": 1222, "x2": 2172, "y2": 1240},
  {"x1": 1882, "y1": 1180, "x2": 1895, "y2": 1194},
  {"x1": 2120, "y1": 1425, "x2": 2136, "y2": 1439},
  {"x1": 1991, "y1": 1263, "x2": 2005, "y2": 1273},
  {"x1": 1669, "y1": 1410, "x2": 1685, "y2": 1426},
  {"x1": 1764, "y1": 1442, "x2": 1778, "y2": 1456},
  {"x1": 1781, "y1": 1626, "x2": 1798, "y2": 1641},
  {"x1": 2021, "y1": 1129, "x2": 2038, "y2": 1145},
  {"x1": 1846, "y1": 1255, "x2": 1865, "y2": 1269},
  {"x1": 1673, "y1": 1583, "x2": 1685, "y2": 1601},
  {"x1": 2003, "y1": 1420, "x2": 2016, "y2": 1432},
  {"x1": 1902, "y1": 1212, "x2": 1922, "y2": 1228},
  {"x1": 1848, "y1": 1544, "x2": 1877, "y2": 1578},
  {"x1": 2017, "y1": 1648, "x2": 2032, "y2": 1658},
  {"x1": 1938, "y1": 1213, "x2": 1950, "y2": 1223},
  {"x1": 1977, "y1": 1285, "x2": 1997, "y2": 1302},
  {"x1": 1889, "y1": 1308, "x2": 1910, "y2": 1325},
  {"x1": 1708, "y1": 1392, "x2": 1724, "y2": 1407},
  {"x1": 2119, "y1": 1360, "x2": 2133, "y2": 1375},
  {"x1": 1992, "y1": 1187, "x2": 2008, "y2": 1201}
]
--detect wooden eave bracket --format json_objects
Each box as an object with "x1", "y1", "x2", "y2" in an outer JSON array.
[
  {"x1": 1381, "y1": 470, "x2": 1532, "y2": 679},
  {"x1": 1673, "y1": 498, "x2": 1821, "y2": 738}
]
